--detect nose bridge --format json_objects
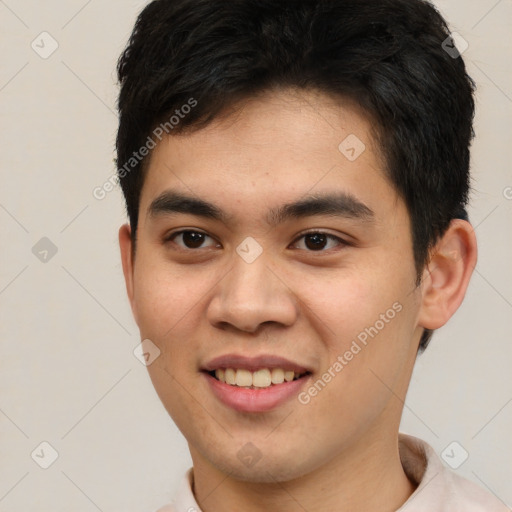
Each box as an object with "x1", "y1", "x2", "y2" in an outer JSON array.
[
  {"x1": 207, "y1": 246, "x2": 298, "y2": 332},
  {"x1": 230, "y1": 249, "x2": 274, "y2": 298}
]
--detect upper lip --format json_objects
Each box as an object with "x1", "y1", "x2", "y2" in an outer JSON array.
[{"x1": 201, "y1": 354, "x2": 313, "y2": 373}]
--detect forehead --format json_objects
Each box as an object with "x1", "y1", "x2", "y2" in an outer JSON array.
[{"x1": 139, "y1": 88, "x2": 397, "y2": 222}]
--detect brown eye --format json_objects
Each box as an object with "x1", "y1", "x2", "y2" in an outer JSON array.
[
  {"x1": 292, "y1": 232, "x2": 346, "y2": 252},
  {"x1": 167, "y1": 230, "x2": 218, "y2": 250},
  {"x1": 304, "y1": 233, "x2": 328, "y2": 250}
]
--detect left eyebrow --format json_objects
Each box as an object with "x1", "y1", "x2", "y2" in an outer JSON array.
[
  {"x1": 147, "y1": 189, "x2": 374, "y2": 226},
  {"x1": 267, "y1": 192, "x2": 375, "y2": 226}
]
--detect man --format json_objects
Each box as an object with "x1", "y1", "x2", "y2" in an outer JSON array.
[{"x1": 116, "y1": 0, "x2": 508, "y2": 510}]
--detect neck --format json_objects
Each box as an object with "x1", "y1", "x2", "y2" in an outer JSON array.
[{"x1": 190, "y1": 432, "x2": 417, "y2": 512}]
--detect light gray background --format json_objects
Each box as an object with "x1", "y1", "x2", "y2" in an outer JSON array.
[{"x1": 1, "y1": 1, "x2": 511, "y2": 510}]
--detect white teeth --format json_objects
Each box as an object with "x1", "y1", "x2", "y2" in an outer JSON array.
[
  {"x1": 224, "y1": 368, "x2": 236, "y2": 385},
  {"x1": 271, "y1": 368, "x2": 284, "y2": 384},
  {"x1": 235, "y1": 369, "x2": 252, "y2": 387},
  {"x1": 212, "y1": 368, "x2": 306, "y2": 388},
  {"x1": 284, "y1": 370, "x2": 295, "y2": 382},
  {"x1": 253, "y1": 369, "x2": 272, "y2": 387}
]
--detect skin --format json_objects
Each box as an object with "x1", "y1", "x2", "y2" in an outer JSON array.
[{"x1": 119, "y1": 88, "x2": 477, "y2": 512}]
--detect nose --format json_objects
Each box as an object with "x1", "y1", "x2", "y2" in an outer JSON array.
[{"x1": 206, "y1": 251, "x2": 299, "y2": 334}]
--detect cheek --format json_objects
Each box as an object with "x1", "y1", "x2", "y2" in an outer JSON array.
[
  {"x1": 291, "y1": 264, "x2": 416, "y2": 399},
  {"x1": 132, "y1": 254, "x2": 213, "y2": 338},
  {"x1": 131, "y1": 256, "x2": 211, "y2": 429},
  {"x1": 131, "y1": 256, "x2": 214, "y2": 398},
  {"x1": 291, "y1": 263, "x2": 405, "y2": 341}
]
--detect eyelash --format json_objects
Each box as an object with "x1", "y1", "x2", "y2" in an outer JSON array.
[{"x1": 163, "y1": 229, "x2": 349, "y2": 253}]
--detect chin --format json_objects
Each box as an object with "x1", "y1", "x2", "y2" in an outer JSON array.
[{"x1": 207, "y1": 451, "x2": 316, "y2": 484}]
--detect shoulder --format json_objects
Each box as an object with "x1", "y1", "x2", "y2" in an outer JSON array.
[
  {"x1": 398, "y1": 433, "x2": 509, "y2": 512},
  {"x1": 444, "y1": 470, "x2": 510, "y2": 511},
  {"x1": 153, "y1": 467, "x2": 199, "y2": 512}
]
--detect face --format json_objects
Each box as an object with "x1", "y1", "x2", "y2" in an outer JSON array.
[{"x1": 120, "y1": 89, "x2": 426, "y2": 483}]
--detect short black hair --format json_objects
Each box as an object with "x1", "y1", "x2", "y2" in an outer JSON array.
[{"x1": 116, "y1": 0, "x2": 476, "y2": 352}]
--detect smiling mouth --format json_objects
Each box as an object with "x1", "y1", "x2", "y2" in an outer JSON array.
[{"x1": 206, "y1": 368, "x2": 311, "y2": 389}]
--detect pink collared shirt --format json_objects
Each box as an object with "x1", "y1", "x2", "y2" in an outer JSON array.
[{"x1": 156, "y1": 434, "x2": 510, "y2": 512}]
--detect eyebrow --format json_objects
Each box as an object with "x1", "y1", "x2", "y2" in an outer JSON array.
[{"x1": 148, "y1": 189, "x2": 374, "y2": 226}]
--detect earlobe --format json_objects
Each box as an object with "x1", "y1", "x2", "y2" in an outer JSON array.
[
  {"x1": 418, "y1": 219, "x2": 478, "y2": 330},
  {"x1": 118, "y1": 223, "x2": 138, "y2": 324}
]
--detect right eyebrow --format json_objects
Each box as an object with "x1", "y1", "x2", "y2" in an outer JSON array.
[{"x1": 148, "y1": 190, "x2": 231, "y2": 224}]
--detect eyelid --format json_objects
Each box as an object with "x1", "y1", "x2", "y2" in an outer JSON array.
[
  {"x1": 164, "y1": 228, "x2": 205, "y2": 240},
  {"x1": 163, "y1": 228, "x2": 220, "y2": 247},
  {"x1": 163, "y1": 228, "x2": 350, "y2": 252},
  {"x1": 290, "y1": 230, "x2": 349, "y2": 251}
]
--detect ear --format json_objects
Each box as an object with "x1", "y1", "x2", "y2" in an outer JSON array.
[
  {"x1": 418, "y1": 219, "x2": 478, "y2": 330},
  {"x1": 119, "y1": 223, "x2": 138, "y2": 325}
]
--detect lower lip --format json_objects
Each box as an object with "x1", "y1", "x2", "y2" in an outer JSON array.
[{"x1": 203, "y1": 372, "x2": 311, "y2": 413}]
